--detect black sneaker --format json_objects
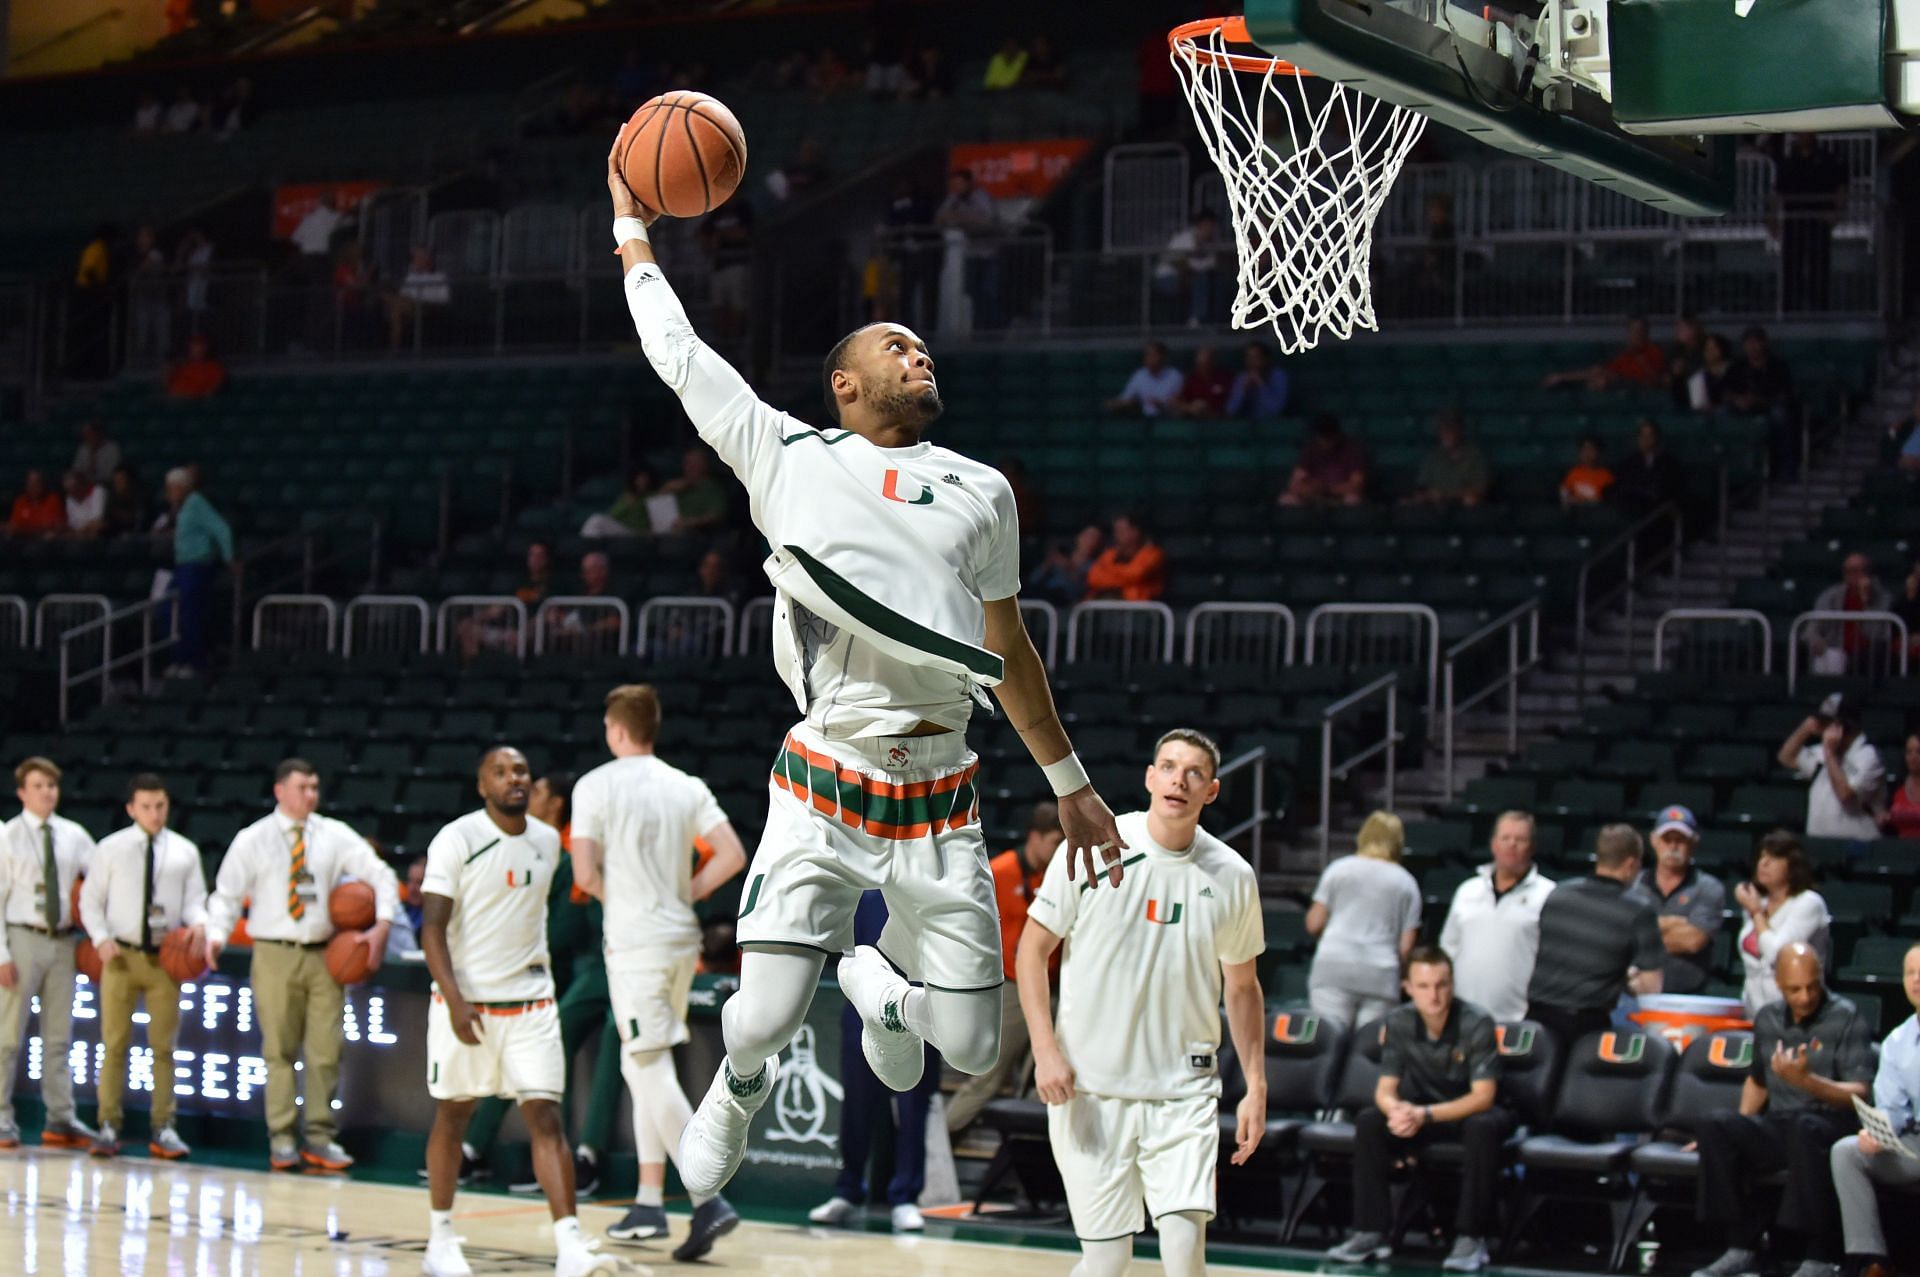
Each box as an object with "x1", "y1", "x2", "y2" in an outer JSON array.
[
  {"x1": 672, "y1": 1197, "x2": 739, "y2": 1262},
  {"x1": 574, "y1": 1147, "x2": 600, "y2": 1197},
  {"x1": 415, "y1": 1146, "x2": 482, "y2": 1187},
  {"x1": 607, "y1": 1203, "x2": 670, "y2": 1243}
]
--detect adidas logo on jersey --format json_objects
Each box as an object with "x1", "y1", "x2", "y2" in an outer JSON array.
[
  {"x1": 1198, "y1": 886, "x2": 1214, "y2": 898},
  {"x1": 941, "y1": 473, "x2": 962, "y2": 485}
]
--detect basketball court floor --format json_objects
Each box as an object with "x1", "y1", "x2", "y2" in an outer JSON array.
[{"x1": 0, "y1": 1145, "x2": 1303, "y2": 1275}]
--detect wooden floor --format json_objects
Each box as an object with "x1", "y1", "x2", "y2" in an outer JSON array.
[{"x1": 0, "y1": 1145, "x2": 1292, "y2": 1275}]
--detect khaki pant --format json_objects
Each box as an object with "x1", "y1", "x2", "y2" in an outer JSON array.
[
  {"x1": 250, "y1": 941, "x2": 343, "y2": 1144},
  {"x1": 0, "y1": 925, "x2": 77, "y2": 1127},
  {"x1": 944, "y1": 979, "x2": 1033, "y2": 1133},
  {"x1": 99, "y1": 949, "x2": 183, "y2": 1130}
]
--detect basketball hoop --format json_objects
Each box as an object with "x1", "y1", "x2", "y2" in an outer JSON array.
[{"x1": 1169, "y1": 16, "x2": 1427, "y2": 354}]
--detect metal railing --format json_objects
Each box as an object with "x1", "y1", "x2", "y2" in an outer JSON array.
[
  {"x1": 1303, "y1": 603, "x2": 1440, "y2": 724},
  {"x1": 437, "y1": 595, "x2": 527, "y2": 660},
  {"x1": 1319, "y1": 673, "x2": 1401, "y2": 863},
  {"x1": 1652, "y1": 609, "x2": 1774, "y2": 675},
  {"x1": 34, "y1": 594, "x2": 111, "y2": 645},
  {"x1": 252, "y1": 595, "x2": 339, "y2": 653},
  {"x1": 533, "y1": 596, "x2": 630, "y2": 657},
  {"x1": 343, "y1": 595, "x2": 432, "y2": 657},
  {"x1": 0, "y1": 595, "x2": 26, "y2": 649},
  {"x1": 1213, "y1": 746, "x2": 1273, "y2": 881},
  {"x1": 1065, "y1": 601, "x2": 1177, "y2": 668},
  {"x1": 1573, "y1": 503, "x2": 1684, "y2": 701},
  {"x1": 1440, "y1": 600, "x2": 1543, "y2": 801},
  {"x1": 230, "y1": 520, "x2": 382, "y2": 655},
  {"x1": 1786, "y1": 610, "x2": 1911, "y2": 693},
  {"x1": 1184, "y1": 602, "x2": 1296, "y2": 671},
  {"x1": 738, "y1": 596, "x2": 775, "y2": 655},
  {"x1": 1019, "y1": 600, "x2": 1060, "y2": 670},
  {"x1": 637, "y1": 596, "x2": 737, "y2": 660},
  {"x1": 56, "y1": 593, "x2": 180, "y2": 725}
]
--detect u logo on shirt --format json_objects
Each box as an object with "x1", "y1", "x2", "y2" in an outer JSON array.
[
  {"x1": 1144, "y1": 899, "x2": 1183, "y2": 926},
  {"x1": 880, "y1": 469, "x2": 934, "y2": 505},
  {"x1": 505, "y1": 869, "x2": 534, "y2": 888}
]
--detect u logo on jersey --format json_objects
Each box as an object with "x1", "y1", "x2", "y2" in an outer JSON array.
[
  {"x1": 1596, "y1": 1032, "x2": 1647, "y2": 1064},
  {"x1": 1144, "y1": 899, "x2": 1183, "y2": 926},
  {"x1": 881, "y1": 469, "x2": 934, "y2": 505},
  {"x1": 1707, "y1": 1033, "x2": 1754, "y2": 1070},
  {"x1": 504, "y1": 868, "x2": 534, "y2": 888}
]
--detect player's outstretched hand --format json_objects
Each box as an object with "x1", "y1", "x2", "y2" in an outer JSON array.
[
  {"x1": 606, "y1": 130, "x2": 659, "y2": 227},
  {"x1": 1034, "y1": 1047, "x2": 1076, "y2": 1106},
  {"x1": 1059, "y1": 787, "x2": 1127, "y2": 888},
  {"x1": 1230, "y1": 1089, "x2": 1266, "y2": 1165}
]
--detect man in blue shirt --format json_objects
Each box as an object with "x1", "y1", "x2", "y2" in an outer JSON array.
[
  {"x1": 1830, "y1": 940, "x2": 1920, "y2": 1276},
  {"x1": 164, "y1": 467, "x2": 233, "y2": 675},
  {"x1": 1225, "y1": 341, "x2": 1287, "y2": 420}
]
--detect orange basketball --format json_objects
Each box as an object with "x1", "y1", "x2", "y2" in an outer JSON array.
[
  {"x1": 329, "y1": 881, "x2": 376, "y2": 931},
  {"x1": 617, "y1": 90, "x2": 748, "y2": 219},
  {"x1": 159, "y1": 927, "x2": 208, "y2": 984},
  {"x1": 75, "y1": 938, "x2": 101, "y2": 983},
  {"x1": 324, "y1": 931, "x2": 378, "y2": 986}
]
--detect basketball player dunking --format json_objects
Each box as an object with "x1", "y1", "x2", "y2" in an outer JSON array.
[{"x1": 606, "y1": 141, "x2": 1128, "y2": 1198}]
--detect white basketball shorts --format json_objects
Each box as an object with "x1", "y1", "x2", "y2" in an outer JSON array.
[
  {"x1": 426, "y1": 995, "x2": 564, "y2": 1103},
  {"x1": 734, "y1": 723, "x2": 1001, "y2": 992},
  {"x1": 1048, "y1": 1091, "x2": 1219, "y2": 1241},
  {"x1": 606, "y1": 946, "x2": 698, "y2": 1055}
]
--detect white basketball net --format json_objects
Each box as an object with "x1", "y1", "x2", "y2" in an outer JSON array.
[{"x1": 1171, "y1": 23, "x2": 1426, "y2": 353}]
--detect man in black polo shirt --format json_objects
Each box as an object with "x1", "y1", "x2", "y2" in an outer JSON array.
[
  {"x1": 1626, "y1": 806, "x2": 1725, "y2": 995},
  {"x1": 1526, "y1": 824, "x2": 1665, "y2": 1047},
  {"x1": 1691, "y1": 943, "x2": 1874, "y2": 1277},
  {"x1": 1328, "y1": 945, "x2": 1507, "y2": 1272}
]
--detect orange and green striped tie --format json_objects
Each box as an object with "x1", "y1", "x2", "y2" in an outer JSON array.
[{"x1": 287, "y1": 825, "x2": 307, "y2": 921}]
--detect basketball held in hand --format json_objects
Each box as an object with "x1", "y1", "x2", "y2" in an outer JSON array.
[
  {"x1": 329, "y1": 880, "x2": 376, "y2": 931},
  {"x1": 325, "y1": 931, "x2": 378, "y2": 986},
  {"x1": 616, "y1": 90, "x2": 748, "y2": 219},
  {"x1": 159, "y1": 927, "x2": 209, "y2": 984}
]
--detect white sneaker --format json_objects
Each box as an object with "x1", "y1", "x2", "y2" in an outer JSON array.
[
  {"x1": 676, "y1": 1055, "x2": 778, "y2": 1198},
  {"x1": 422, "y1": 1235, "x2": 473, "y2": 1277},
  {"x1": 837, "y1": 946, "x2": 924, "y2": 1091},
  {"x1": 553, "y1": 1241, "x2": 619, "y2": 1276},
  {"x1": 808, "y1": 1196, "x2": 858, "y2": 1225},
  {"x1": 891, "y1": 1203, "x2": 925, "y2": 1232}
]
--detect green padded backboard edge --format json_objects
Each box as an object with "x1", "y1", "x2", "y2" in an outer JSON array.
[{"x1": 1242, "y1": 0, "x2": 1735, "y2": 216}]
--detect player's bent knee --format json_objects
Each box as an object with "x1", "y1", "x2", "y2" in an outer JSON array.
[{"x1": 1071, "y1": 1237, "x2": 1133, "y2": 1277}]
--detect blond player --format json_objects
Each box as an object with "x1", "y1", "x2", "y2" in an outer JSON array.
[
  {"x1": 604, "y1": 141, "x2": 1126, "y2": 1200},
  {"x1": 418, "y1": 747, "x2": 613, "y2": 1277},
  {"x1": 569, "y1": 684, "x2": 747, "y2": 1260},
  {"x1": 1019, "y1": 730, "x2": 1268, "y2": 1277}
]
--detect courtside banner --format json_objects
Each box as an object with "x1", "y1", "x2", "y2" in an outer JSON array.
[
  {"x1": 948, "y1": 139, "x2": 1092, "y2": 199},
  {"x1": 271, "y1": 181, "x2": 387, "y2": 240}
]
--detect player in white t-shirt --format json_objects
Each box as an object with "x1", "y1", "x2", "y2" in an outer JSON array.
[
  {"x1": 1019, "y1": 730, "x2": 1268, "y2": 1277},
  {"x1": 418, "y1": 748, "x2": 614, "y2": 1277},
  {"x1": 606, "y1": 143, "x2": 1127, "y2": 1200},
  {"x1": 569, "y1": 683, "x2": 748, "y2": 1261}
]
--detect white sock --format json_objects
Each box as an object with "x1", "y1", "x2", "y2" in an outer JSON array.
[
  {"x1": 552, "y1": 1215, "x2": 585, "y2": 1256},
  {"x1": 900, "y1": 986, "x2": 933, "y2": 1039},
  {"x1": 636, "y1": 1184, "x2": 663, "y2": 1208},
  {"x1": 429, "y1": 1209, "x2": 455, "y2": 1242}
]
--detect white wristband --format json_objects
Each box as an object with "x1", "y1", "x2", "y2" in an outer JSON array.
[
  {"x1": 1043, "y1": 752, "x2": 1091, "y2": 797},
  {"x1": 612, "y1": 216, "x2": 650, "y2": 248}
]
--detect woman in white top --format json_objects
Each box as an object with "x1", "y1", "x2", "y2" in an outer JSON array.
[
  {"x1": 1305, "y1": 811, "x2": 1422, "y2": 1030},
  {"x1": 1734, "y1": 830, "x2": 1831, "y2": 1016}
]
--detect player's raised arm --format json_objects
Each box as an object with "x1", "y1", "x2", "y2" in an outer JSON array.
[{"x1": 982, "y1": 596, "x2": 1127, "y2": 886}]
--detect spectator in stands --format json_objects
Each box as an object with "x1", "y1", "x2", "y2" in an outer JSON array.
[
  {"x1": 7, "y1": 469, "x2": 64, "y2": 537},
  {"x1": 1897, "y1": 559, "x2": 1920, "y2": 667},
  {"x1": 1626, "y1": 806, "x2": 1724, "y2": 996},
  {"x1": 399, "y1": 855, "x2": 427, "y2": 939},
  {"x1": 1665, "y1": 313, "x2": 1707, "y2": 411},
  {"x1": 580, "y1": 466, "x2": 659, "y2": 539},
  {"x1": 662, "y1": 447, "x2": 728, "y2": 535},
  {"x1": 1281, "y1": 413, "x2": 1367, "y2": 506},
  {"x1": 164, "y1": 467, "x2": 233, "y2": 676},
  {"x1": 1027, "y1": 525, "x2": 1102, "y2": 608},
  {"x1": 1611, "y1": 418, "x2": 1684, "y2": 515},
  {"x1": 104, "y1": 465, "x2": 147, "y2": 539},
  {"x1": 1722, "y1": 325, "x2": 1799, "y2": 477},
  {"x1": 1305, "y1": 811, "x2": 1421, "y2": 1029},
  {"x1": 1685, "y1": 330, "x2": 1735, "y2": 412},
  {"x1": 1440, "y1": 811, "x2": 1555, "y2": 1023},
  {"x1": 62, "y1": 469, "x2": 106, "y2": 539},
  {"x1": 515, "y1": 540, "x2": 554, "y2": 608},
  {"x1": 1879, "y1": 732, "x2": 1920, "y2": 840},
  {"x1": 982, "y1": 37, "x2": 1029, "y2": 89},
  {"x1": 1777, "y1": 692, "x2": 1886, "y2": 843},
  {"x1": 384, "y1": 246, "x2": 449, "y2": 352},
  {"x1": 765, "y1": 139, "x2": 829, "y2": 204},
  {"x1": 945, "y1": 802, "x2": 1064, "y2": 1134},
  {"x1": 863, "y1": 20, "x2": 914, "y2": 100},
  {"x1": 1104, "y1": 341, "x2": 1184, "y2": 418},
  {"x1": 212, "y1": 77, "x2": 254, "y2": 140},
  {"x1": 935, "y1": 169, "x2": 1003, "y2": 328},
  {"x1": 175, "y1": 228, "x2": 213, "y2": 322},
  {"x1": 910, "y1": 45, "x2": 955, "y2": 99},
  {"x1": 1170, "y1": 346, "x2": 1231, "y2": 420},
  {"x1": 1225, "y1": 341, "x2": 1288, "y2": 421},
  {"x1": 1691, "y1": 942, "x2": 1870, "y2": 1277},
  {"x1": 1807, "y1": 553, "x2": 1893, "y2": 673},
  {"x1": 1734, "y1": 832, "x2": 1833, "y2": 1016},
  {"x1": 128, "y1": 225, "x2": 170, "y2": 361},
  {"x1": 1776, "y1": 133, "x2": 1850, "y2": 314},
  {"x1": 164, "y1": 333, "x2": 226, "y2": 399},
  {"x1": 1325, "y1": 945, "x2": 1507, "y2": 1271},
  {"x1": 1560, "y1": 436, "x2": 1615, "y2": 507},
  {"x1": 883, "y1": 180, "x2": 940, "y2": 330},
  {"x1": 132, "y1": 91, "x2": 162, "y2": 135},
  {"x1": 1829, "y1": 940, "x2": 1920, "y2": 1277},
  {"x1": 806, "y1": 47, "x2": 853, "y2": 98},
  {"x1": 1022, "y1": 34, "x2": 1068, "y2": 89},
  {"x1": 693, "y1": 547, "x2": 745, "y2": 611},
  {"x1": 1083, "y1": 511, "x2": 1166, "y2": 602},
  {"x1": 70, "y1": 224, "x2": 113, "y2": 379},
  {"x1": 1525, "y1": 824, "x2": 1664, "y2": 1046},
  {"x1": 701, "y1": 199, "x2": 754, "y2": 351},
  {"x1": 458, "y1": 541, "x2": 552, "y2": 660},
  {"x1": 72, "y1": 421, "x2": 122, "y2": 485},
  {"x1": 289, "y1": 192, "x2": 343, "y2": 272},
  {"x1": 161, "y1": 85, "x2": 203, "y2": 134},
  {"x1": 1406, "y1": 410, "x2": 1491, "y2": 507},
  {"x1": 1154, "y1": 212, "x2": 1222, "y2": 327},
  {"x1": 1540, "y1": 315, "x2": 1667, "y2": 391},
  {"x1": 543, "y1": 552, "x2": 624, "y2": 652},
  {"x1": 1875, "y1": 391, "x2": 1917, "y2": 466},
  {"x1": 332, "y1": 241, "x2": 375, "y2": 349}
]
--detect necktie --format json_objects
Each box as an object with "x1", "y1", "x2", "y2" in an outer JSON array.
[
  {"x1": 41, "y1": 823, "x2": 58, "y2": 931},
  {"x1": 287, "y1": 825, "x2": 307, "y2": 922},
  {"x1": 141, "y1": 834, "x2": 156, "y2": 951}
]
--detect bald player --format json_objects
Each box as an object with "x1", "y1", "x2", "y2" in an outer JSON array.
[{"x1": 1691, "y1": 943, "x2": 1875, "y2": 1277}]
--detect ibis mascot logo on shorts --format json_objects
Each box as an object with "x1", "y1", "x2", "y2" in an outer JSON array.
[
  {"x1": 880, "y1": 469, "x2": 934, "y2": 506},
  {"x1": 765, "y1": 1024, "x2": 844, "y2": 1148},
  {"x1": 1144, "y1": 899, "x2": 1183, "y2": 926}
]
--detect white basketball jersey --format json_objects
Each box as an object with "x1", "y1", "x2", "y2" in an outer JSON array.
[
  {"x1": 421, "y1": 809, "x2": 560, "y2": 1002},
  {"x1": 570, "y1": 754, "x2": 726, "y2": 955}
]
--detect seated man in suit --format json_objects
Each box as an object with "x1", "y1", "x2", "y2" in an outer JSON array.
[
  {"x1": 1829, "y1": 940, "x2": 1920, "y2": 1277},
  {"x1": 1693, "y1": 943, "x2": 1874, "y2": 1277},
  {"x1": 1328, "y1": 944, "x2": 1508, "y2": 1273}
]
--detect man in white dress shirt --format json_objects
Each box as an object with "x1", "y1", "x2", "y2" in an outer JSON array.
[
  {"x1": 205, "y1": 758, "x2": 399, "y2": 1172},
  {"x1": 79, "y1": 772, "x2": 207, "y2": 1160},
  {"x1": 0, "y1": 756, "x2": 97, "y2": 1150},
  {"x1": 1438, "y1": 811, "x2": 1555, "y2": 1023},
  {"x1": 420, "y1": 747, "x2": 615, "y2": 1277}
]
